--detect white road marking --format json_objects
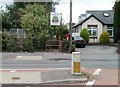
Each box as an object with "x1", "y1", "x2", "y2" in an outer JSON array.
[
  {"x1": 93, "y1": 69, "x2": 102, "y2": 75},
  {"x1": 85, "y1": 69, "x2": 102, "y2": 86},
  {"x1": 16, "y1": 56, "x2": 42, "y2": 60},
  {"x1": 85, "y1": 80, "x2": 95, "y2": 87},
  {"x1": 81, "y1": 67, "x2": 85, "y2": 69},
  {"x1": 0, "y1": 67, "x2": 86, "y2": 71},
  {"x1": 16, "y1": 56, "x2": 22, "y2": 58},
  {"x1": 10, "y1": 69, "x2": 18, "y2": 72}
]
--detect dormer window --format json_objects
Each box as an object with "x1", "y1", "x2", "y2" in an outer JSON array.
[{"x1": 103, "y1": 13, "x2": 109, "y2": 17}]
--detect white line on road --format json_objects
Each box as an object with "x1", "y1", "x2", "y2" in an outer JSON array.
[
  {"x1": 85, "y1": 68, "x2": 102, "y2": 87},
  {"x1": 85, "y1": 80, "x2": 95, "y2": 87},
  {"x1": 0, "y1": 68, "x2": 71, "y2": 71},
  {"x1": 10, "y1": 69, "x2": 18, "y2": 72},
  {"x1": 93, "y1": 69, "x2": 102, "y2": 75}
]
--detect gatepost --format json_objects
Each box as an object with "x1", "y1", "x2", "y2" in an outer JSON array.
[{"x1": 71, "y1": 52, "x2": 81, "y2": 75}]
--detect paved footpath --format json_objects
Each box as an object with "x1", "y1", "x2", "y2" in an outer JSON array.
[{"x1": 0, "y1": 68, "x2": 119, "y2": 86}]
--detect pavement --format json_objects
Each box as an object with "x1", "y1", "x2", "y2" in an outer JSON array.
[{"x1": 0, "y1": 67, "x2": 119, "y2": 86}]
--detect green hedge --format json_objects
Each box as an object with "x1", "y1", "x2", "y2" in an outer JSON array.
[{"x1": 0, "y1": 32, "x2": 48, "y2": 52}]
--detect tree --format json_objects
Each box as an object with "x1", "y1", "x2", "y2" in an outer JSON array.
[
  {"x1": 114, "y1": 0, "x2": 120, "y2": 43},
  {"x1": 2, "y1": 1, "x2": 58, "y2": 30},
  {"x1": 2, "y1": 4, "x2": 21, "y2": 30},
  {"x1": 20, "y1": 3, "x2": 49, "y2": 35},
  {"x1": 80, "y1": 28, "x2": 89, "y2": 44}
]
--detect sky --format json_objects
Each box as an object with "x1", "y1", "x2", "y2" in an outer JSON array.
[
  {"x1": 55, "y1": 0, "x2": 115, "y2": 23},
  {"x1": 1, "y1": 0, "x2": 115, "y2": 23}
]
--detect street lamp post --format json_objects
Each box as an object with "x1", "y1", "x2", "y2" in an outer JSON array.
[{"x1": 69, "y1": 0, "x2": 72, "y2": 52}]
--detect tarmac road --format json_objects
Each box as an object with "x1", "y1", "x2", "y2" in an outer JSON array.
[{"x1": 1, "y1": 46, "x2": 119, "y2": 69}]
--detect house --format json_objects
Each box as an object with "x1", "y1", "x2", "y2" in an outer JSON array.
[{"x1": 72, "y1": 10, "x2": 114, "y2": 42}]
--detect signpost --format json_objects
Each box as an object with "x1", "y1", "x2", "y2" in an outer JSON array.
[
  {"x1": 50, "y1": 12, "x2": 61, "y2": 26},
  {"x1": 50, "y1": 12, "x2": 62, "y2": 51}
]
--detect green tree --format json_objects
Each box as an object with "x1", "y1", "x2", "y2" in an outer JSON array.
[
  {"x1": 2, "y1": 1, "x2": 57, "y2": 30},
  {"x1": 114, "y1": 0, "x2": 120, "y2": 43},
  {"x1": 2, "y1": 4, "x2": 21, "y2": 30},
  {"x1": 20, "y1": 3, "x2": 49, "y2": 35},
  {"x1": 80, "y1": 28, "x2": 89, "y2": 44},
  {"x1": 99, "y1": 32, "x2": 110, "y2": 45}
]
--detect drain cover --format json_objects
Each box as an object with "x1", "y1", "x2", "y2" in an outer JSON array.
[{"x1": 11, "y1": 77, "x2": 20, "y2": 80}]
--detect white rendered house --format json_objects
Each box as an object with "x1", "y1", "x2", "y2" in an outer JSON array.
[{"x1": 72, "y1": 10, "x2": 114, "y2": 43}]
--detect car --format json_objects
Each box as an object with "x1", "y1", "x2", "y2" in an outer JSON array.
[{"x1": 72, "y1": 36, "x2": 86, "y2": 48}]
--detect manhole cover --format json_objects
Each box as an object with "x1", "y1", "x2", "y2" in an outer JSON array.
[{"x1": 11, "y1": 77, "x2": 20, "y2": 80}]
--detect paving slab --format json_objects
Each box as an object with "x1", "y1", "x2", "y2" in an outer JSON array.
[{"x1": 1, "y1": 69, "x2": 88, "y2": 84}]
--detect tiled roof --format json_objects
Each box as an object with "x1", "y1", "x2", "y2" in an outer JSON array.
[{"x1": 73, "y1": 10, "x2": 114, "y2": 27}]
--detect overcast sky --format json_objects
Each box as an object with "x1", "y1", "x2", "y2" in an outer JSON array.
[
  {"x1": 1, "y1": 0, "x2": 115, "y2": 23},
  {"x1": 55, "y1": 0, "x2": 115, "y2": 23}
]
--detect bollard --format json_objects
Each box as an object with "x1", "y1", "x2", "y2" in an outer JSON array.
[{"x1": 71, "y1": 52, "x2": 81, "y2": 75}]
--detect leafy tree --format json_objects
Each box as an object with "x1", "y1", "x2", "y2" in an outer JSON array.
[
  {"x1": 20, "y1": 3, "x2": 49, "y2": 35},
  {"x1": 99, "y1": 32, "x2": 110, "y2": 45},
  {"x1": 80, "y1": 28, "x2": 89, "y2": 44},
  {"x1": 2, "y1": 4, "x2": 21, "y2": 30},
  {"x1": 2, "y1": 1, "x2": 57, "y2": 30},
  {"x1": 114, "y1": 0, "x2": 120, "y2": 43}
]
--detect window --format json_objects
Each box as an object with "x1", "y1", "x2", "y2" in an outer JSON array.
[
  {"x1": 103, "y1": 13, "x2": 109, "y2": 17},
  {"x1": 107, "y1": 27, "x2": 113, "y2": 37},
  {"x1": 88, "y1": 25, "x2": 97, "y2": 37},
  {"x1": 72, "y1": 28, "x2": 79, "y2": 33}
]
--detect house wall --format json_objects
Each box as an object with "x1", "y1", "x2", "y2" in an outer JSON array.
[
  {"x1": 72, "y1": 25, "x2": 81, "y2": 37},
  {"x1": 81, "y1": 17, "x2": 103, "y2": 42},
  {"x1": 103, "y1": 25, "x2": 107, "y2": 32}
]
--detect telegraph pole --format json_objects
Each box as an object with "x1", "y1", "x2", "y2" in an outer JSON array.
[{"x1": 69, "y1": 0, "x2": 72, "y2": 52}]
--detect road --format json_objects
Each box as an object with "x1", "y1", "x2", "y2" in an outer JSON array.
[{"x1": 1, "y1": 46, "x2": 119, "y2": 69}]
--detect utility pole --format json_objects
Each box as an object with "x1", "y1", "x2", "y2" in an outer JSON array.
[{"x1": 69, "y1": 0, "x2": 72, "y2": 52}]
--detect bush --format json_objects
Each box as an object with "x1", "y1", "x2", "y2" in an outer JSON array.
[
  {"x1": 0, "y1": 32, "x2": 9, "y2": 51},
  {"x1": 99, "y1": 32, "x2": 110, "y2": 45},
  {"x1": 80, "y1": 28, "x2": 89, "y2": 44},
  {"x1": 8, "y1": 35, "x2": 22, "y2": 52},
  {"x1": 33, "y1": 31, "x2": 49, "y2": 51},
  {"x1": 62, "y1": 40, "x2": 75, "y2": 53},
  {"x1": 22, "y1": 35, "x2": 33, "y2": 52}
]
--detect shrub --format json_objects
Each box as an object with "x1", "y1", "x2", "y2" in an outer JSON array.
[
  {"x1": 33, "y1": 31, "x2": 49, "y2": 51},
  {"x1": 80, "y1": 28, "x2": 89, "y2": 44},
  {"x1": 7, "y1": 35, "x2": 20, "y2": 52},
  {"x1": 99, "y1": 32, "x2": 110, "y2": 45},
  {"x1": 62, "y1": 40, "x2": 75, "y2": 53},
  {"x1": 0, "y1": 32, "x2": 9, "y2": 51},
  {"x1": 23, "y1": 36, "x2": 34, "y2": 52}
]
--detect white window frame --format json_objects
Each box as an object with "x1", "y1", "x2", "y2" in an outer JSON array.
[
  {"x1": 88, "y1": 25, "x2": 97, "y2": 37},
  {"x1": 107, "y1": 27, "x2": 113, "y2": 37}
]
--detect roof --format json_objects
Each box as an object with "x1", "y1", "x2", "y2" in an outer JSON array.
[{"x1": 73, "y1": 10, "x2": 114, "y2": 28}]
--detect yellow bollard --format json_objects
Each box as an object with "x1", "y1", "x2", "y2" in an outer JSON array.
[{"x1": 71, "y1": 52, "x2": 81, "y2": 75}]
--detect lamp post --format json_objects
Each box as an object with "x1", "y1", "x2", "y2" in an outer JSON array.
[{"x1": 69, "y1": 0, "x2": 72, "y2": 52}]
